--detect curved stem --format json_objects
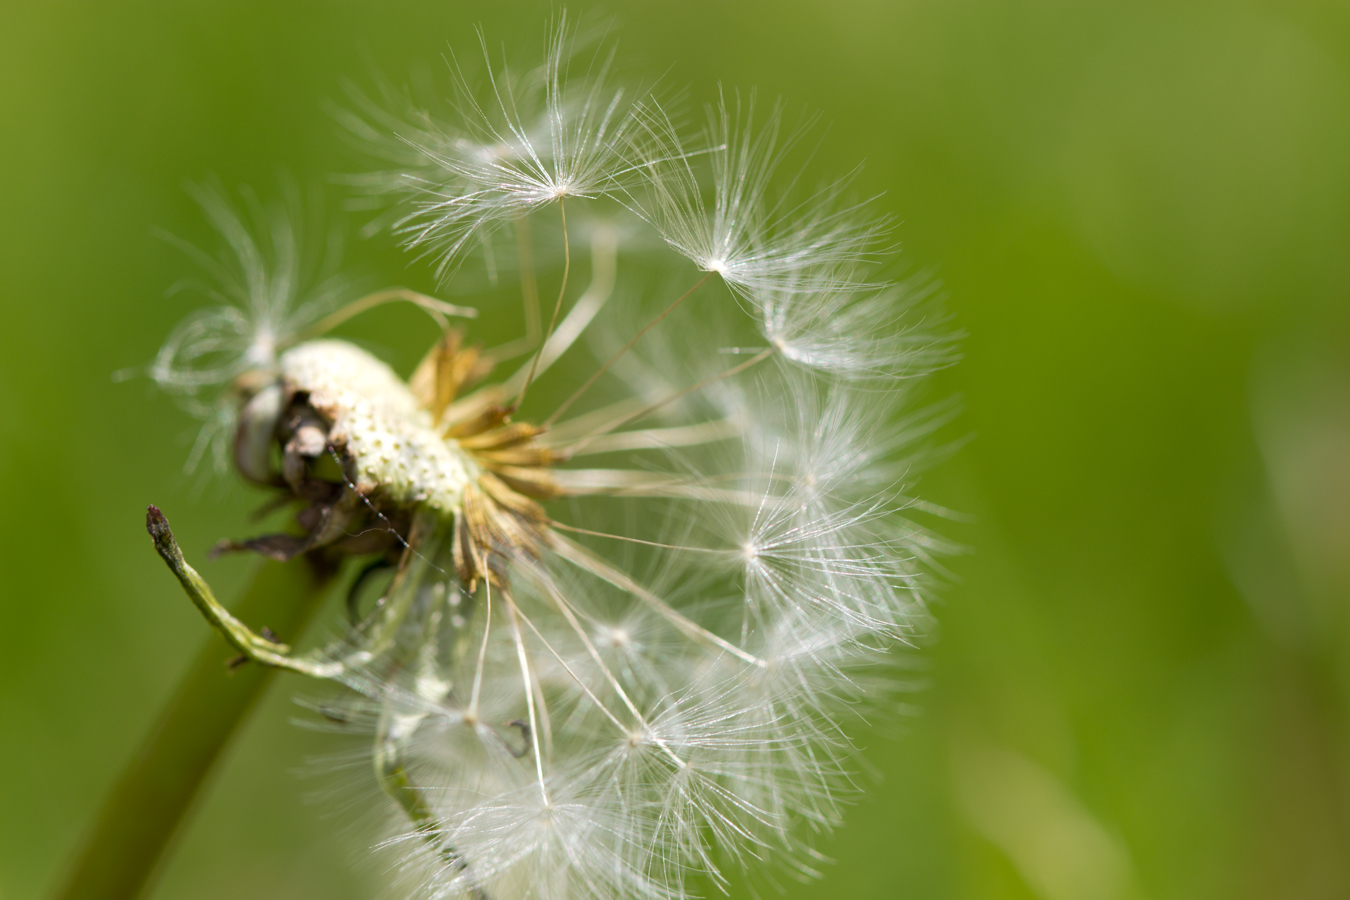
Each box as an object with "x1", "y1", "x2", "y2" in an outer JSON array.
[
  {"x1": 145, "y1": 506, "x2": 340, "y2": 678},
  {"x1": 50, "y1": 520, "x2": 334, "y2": 900}
]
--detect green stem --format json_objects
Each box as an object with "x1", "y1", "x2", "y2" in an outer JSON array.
[
  {"x1": 51, "y1": 511, "x2": 333, "y2": 900},
  {"x1": 144, "y1": 506, "x2": 340, "y2": 679}
]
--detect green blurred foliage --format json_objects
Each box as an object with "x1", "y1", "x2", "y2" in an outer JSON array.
[{"x1": 3, "y1": 1, "x2": 1349, "y2": 899}]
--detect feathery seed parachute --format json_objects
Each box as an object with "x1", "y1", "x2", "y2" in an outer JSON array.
[{"x1": 151, "y1": 19, "x2": 955, "y2": 900}]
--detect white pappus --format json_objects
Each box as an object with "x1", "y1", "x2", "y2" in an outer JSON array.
[{"x1": 151, "y1": 18, "x2": 958, "y2": 900}]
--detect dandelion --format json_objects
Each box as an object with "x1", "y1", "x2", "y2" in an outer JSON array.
[{"x1": 143, "y1": 19, "x2": 954, "y2": 900}]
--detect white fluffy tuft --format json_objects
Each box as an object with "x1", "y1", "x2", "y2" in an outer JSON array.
[{"x1": 152, "y1": 17, "x2": 957, "y2": 900}]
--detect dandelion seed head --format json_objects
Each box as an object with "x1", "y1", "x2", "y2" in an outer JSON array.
[{"x1": 149, "y1": 16, "x2": 956, "y2": 900}]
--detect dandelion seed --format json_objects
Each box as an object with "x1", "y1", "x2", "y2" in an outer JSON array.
[
  {"x1": 149, "y1": 18, "x2": 954, "y2": 900},
  {"x1": 347, "y1": 14, "x2": 642, "y2": 278},
  {"x1": 627, "y1": 91, "x2": 891, "y2": 298}
]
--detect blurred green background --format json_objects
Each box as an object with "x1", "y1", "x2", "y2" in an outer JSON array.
[{"x1": 3, "y1": 1, "x2": 1349, "y2": 898}]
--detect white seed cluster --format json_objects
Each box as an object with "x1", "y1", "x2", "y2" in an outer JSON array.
[
  {"x1": 152, "y1": 17, "x2": 957, "y2": 900},
  {"x1": 281, "y1": 340, "x2": 474, "y2": 512}
]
